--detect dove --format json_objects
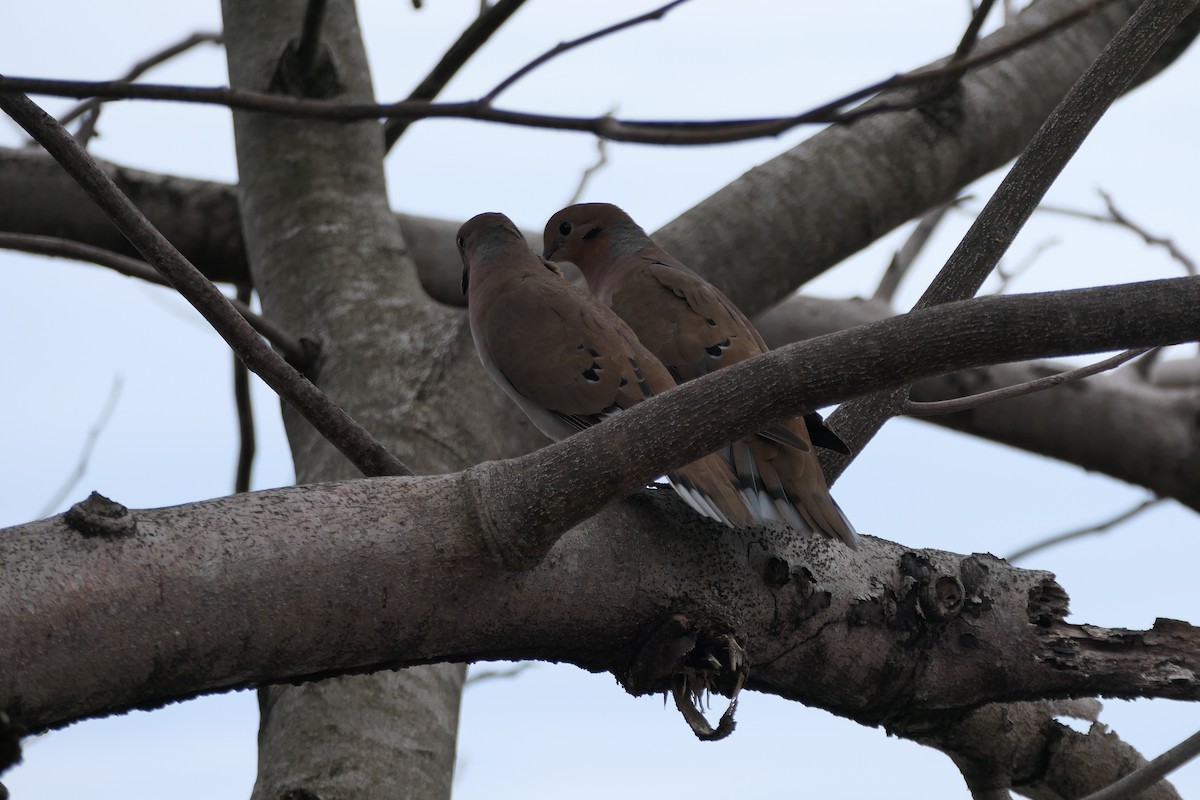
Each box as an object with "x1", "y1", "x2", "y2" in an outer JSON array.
[
  {"x1": 543, "y1": 203, "x2": 859, "y2": 548},
  {"x1": 457, "y1": 211, "x2": 754, "y2": 528}
]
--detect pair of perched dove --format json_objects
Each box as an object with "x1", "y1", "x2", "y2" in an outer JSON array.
[{"x1": 457, "y1": 203, "x2": 858, "y2": 548}]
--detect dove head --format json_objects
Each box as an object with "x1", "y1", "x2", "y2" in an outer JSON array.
[
  {"x1": 457, "y1": 212, "x2": 527, "y2": 296},
  {"x1": 542, "y1": 203, "x2": 649, "y2": 279}
]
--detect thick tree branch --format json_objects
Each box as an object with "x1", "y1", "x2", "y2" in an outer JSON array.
[
  {"x1": 910, "y1": 701, "x2": 1184, "y2": 800},
  {"x1": 4, "y1": 464, "x2": 1196, "y2": 735}
]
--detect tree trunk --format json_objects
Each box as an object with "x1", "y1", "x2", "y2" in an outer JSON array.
[{"x1": 220, "y1": 0, "x2": 536, "y2": 795}]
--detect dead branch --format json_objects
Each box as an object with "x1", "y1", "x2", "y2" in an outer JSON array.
[
  {"x1": 1007, "y1": 497, "x2": 1164, "y2": 562},
  {"x1": 384, "y1": 0, "x2": 528, "y2": 149},
  {"x1": 37, "y1": 375, "x2": 123, "y2": 518},
  {"x1": 57, "y1": 31, "x2": 222, "y2": 148},
  {"x1": 481, "y1": 0, "x2": 692, "y2": 102},
  {"x1": 902, "y1": 347, "x2": 1148, "y2": 416},
  {"x1": 1040, "y1": 189, "x2": 1198, "y2": 275}
]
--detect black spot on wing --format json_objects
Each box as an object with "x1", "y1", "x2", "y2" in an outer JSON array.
[
  {"x1": 578, "y1": 345, "x2": 604, "y2": 382},
  {"x1": 704, "y1": 338, "x2": 732, "y2": 358}
]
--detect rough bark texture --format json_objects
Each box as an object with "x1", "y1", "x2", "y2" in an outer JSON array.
[
  {"x1": 4, "y1": 480, "x2": 1198, "y2": 735},
  {"x1": 218, "y1": 1, "x2": 537, "y2": 797}
]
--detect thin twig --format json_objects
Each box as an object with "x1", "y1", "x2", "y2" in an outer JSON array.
[
  {"x1": 58, "y1": 31, "x2": 222, "y2": 148},
  {"x1": 1007, "y1": 497, "x2": 1163, "y2": 562},
  {"x1": 295, "y1": 0, "x2": 329, "y2": 80},
  {"x1": 0, "y1": 0, "x2": 1108, "y2": 146},
  {"x1": 233, "y1": 284, "x2": 256, "y2": 495},
  {"x1": 566, "y1": 135, "x2": 609, "y2": 205},
  {"x1": 873, "y1": 200, "x2": 958, "y2": 303},
  {"x1": 990, "y1": 236, "x2": 1060, "y2": 294},
  {"x1": 1040, "y1": 191, "x2": 1198, "y2": 276},
  {"x1": 0, "y1": 87, "x2": 410, "y2": 479},
  {"x1": 38, "y1": 375, "x2": 124, "y2": 518},
  {"x1": 0, "y1": 232, "x2": 308, "y2": 366},
  {"x1": 953, "y1": 0, "x2": 997, "y2": 61},
  {"x1": 903, "y1": 348, "x2": 1148, "y2": 417},
  {"x1": 822, "y1": 0, "x2": 1200, "y2": 483},
  {"x1": 384, "y1": 0, "x2": 528, "y2": 150},
  {"x1": 482, "y1": 0, "x2": 691, "y2": 103},
  {"x1": 1077, "y1": 727, "x2": 1200, "y2": 800},
  {"x1": 464, "y1": 663, "x2": 536, "y2": 685}
]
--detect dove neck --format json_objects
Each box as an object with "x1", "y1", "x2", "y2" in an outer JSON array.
[{"x1": 579, "y1": 220, "x2": 649, "y2": 299}]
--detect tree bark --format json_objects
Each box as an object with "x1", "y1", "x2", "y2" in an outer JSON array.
[
  {"x1": 218, "y1": 1, "x2": 537, "y2": 796},
  {"x1": 4, "y1": 477, "x2": 1198, "y2": 736}
]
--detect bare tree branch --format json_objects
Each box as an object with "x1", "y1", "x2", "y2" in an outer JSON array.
[
  {"x1": 57, "y1": 31, "x2": 223, "y2": 148},
  {"x1": 954, "y1": 0, "x2": 999, "y2": 61},
  {"x1": 1040, "y1": 189, "x2": 1199, "y2": 275},
  {"x1": 0, "y1": 88, "x2": 409, "y2": 479},
  {"x1": 0, "y1": 0, "x2": 1123, "y2": 146},
  {"x1": 37, "y1": 374, "x2": 123, "y2": 518},
  {"x1": 823, "y1": 0, "x2": 1200, "y2": 483},
  {"x1": 481, "y1": 0, "x2": 692, "y2": 102},
  {"x1": 989, "y1": 236, "x2": 1060, "y2": 294},
  {"x1": 873, "y1": 200, "x2": 958, "y2": 303},
  {"x1": 1007, "y1": 497, "x2": 1164, "y2": 562},
  {"x1": 384, "y1": 0, "x2": 529, "y2": 150},
  {"x1": 4, "y1": 464, "x2": 1198, "y2": 734},
  {"x1": 902, "y1": 347, "x2": 1148, "y2": 416},
  {"x1": 464, "y1": 663, "x2": 536, "y2": 685},
  {"x1": 566, "y1": 134, "x2": 610, "y2": 206},
  {"x1": 233, "y1": 284, "x2": 256, "y2": 495},
  {"x1": 1080, "y1": 728, "x2": 1200, "y2": 800}
]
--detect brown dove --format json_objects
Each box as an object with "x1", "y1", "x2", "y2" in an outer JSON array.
[
  {"x1": 543, "y1": 203, "x2": 859, "y2": 548},
  {"x1": 458, "y1": 211, "x2": 753, "y2": 528}
]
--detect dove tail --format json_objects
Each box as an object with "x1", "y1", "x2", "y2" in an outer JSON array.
[
  {"x1": 668, "y1": 452, "x2": 754, "y2": 528},
  {"x1": 733, "y1": 434, "x2": 860, "y2": 549}
]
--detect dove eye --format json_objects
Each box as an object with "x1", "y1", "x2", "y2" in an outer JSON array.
[
  {"x1": 558, "y1": 221, "x2": 572, "y2": 236},
  {"x1": 456, "y1": 235, "x2": 465, "y2": 250}
]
